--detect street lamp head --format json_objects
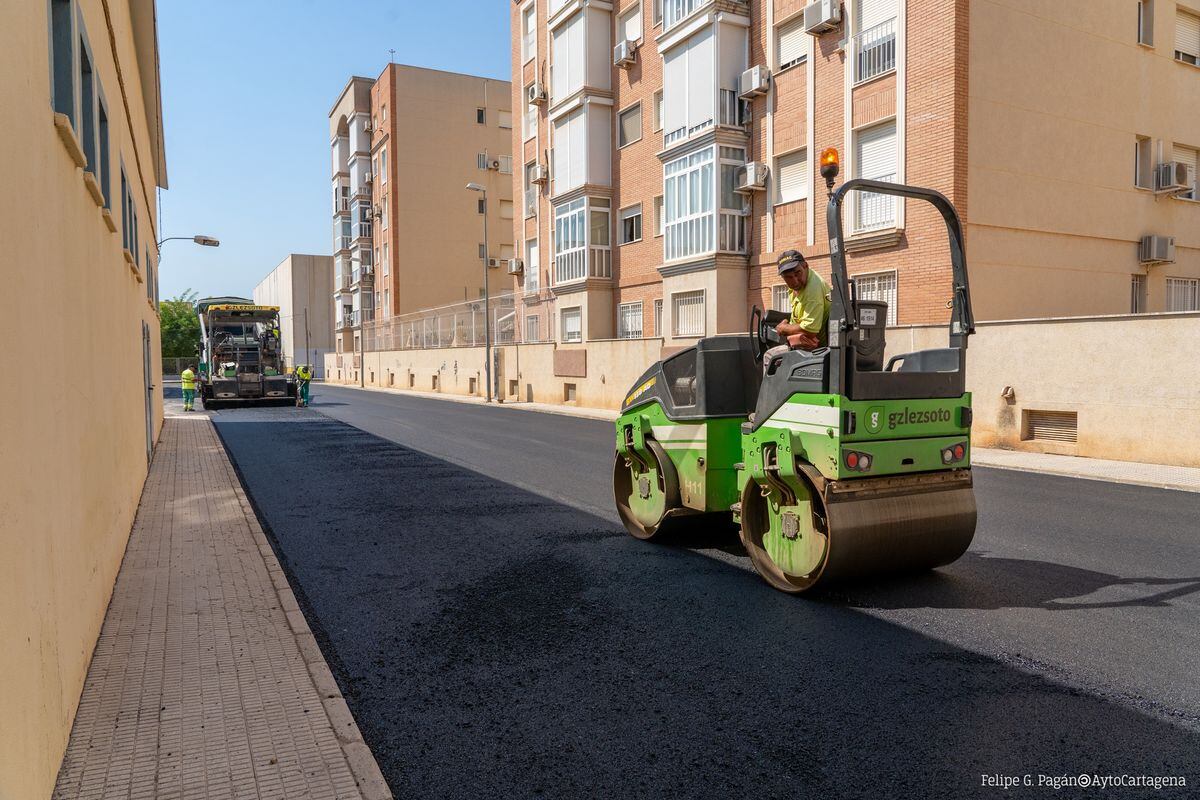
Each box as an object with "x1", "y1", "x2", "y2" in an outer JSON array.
[
  {"x1": 465, "y1": 183, "x2": 485, "y2": 193},
  {"x1": 193, "y1": 235, "x2": 220, "y2": 247}
]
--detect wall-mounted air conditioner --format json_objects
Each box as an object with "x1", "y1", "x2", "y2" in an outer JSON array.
[
  {"x1": 737, "y1": 162, "x2": 769, "y2": 192},
  {"x1": 531, "y1": 163, "x2": 549, "y2": 185},
  {"x1": 527, "y1": 83, "x2": 548, "y2": 106},
  {"x1": 508, "y1": 258, "x2": 525, "y2": 275},
  {"x1": 739, "y1": 66, "x2": 770, "y2": 99},
  {"x1": 487, "y1": 258, "x2": 502, "y2": 269},
  {"x1": 803, "y1": 0, "x2": 841, "y2": 34},
  {"x1": 363, "y1": 172, "x2": 372, "y2": 184},
  {"x1": 1155, "y1": 161, "x2": 1195, "y2": 195},
  {"x1": 614, "y1": 40, "x2": 636, "y2": 68},
  {"x1": 1139, "y1": 235, "x2": 1176, "y2": 264}
]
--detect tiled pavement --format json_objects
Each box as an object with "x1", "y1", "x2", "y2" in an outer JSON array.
[{"x1": 52, "y1": 402, "x2": 390, "y2": 800}]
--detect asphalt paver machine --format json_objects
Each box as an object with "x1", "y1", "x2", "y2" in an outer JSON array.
[
  {"x1": 196, "y1": 297, "x2": 296, "y2": 409},
  {"x1": 614, "y1": 173, "x2": 977, "y2": 593}
]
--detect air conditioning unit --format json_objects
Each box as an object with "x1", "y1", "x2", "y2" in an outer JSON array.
[
  {"x1": 739, "y1": 66, "x2": 770, "y2": 99},
  {"x1": 527, "y1": 82, "x2": 548, "y2": 106},
  {"x1": 372, "y1": 204, "x2": 382, "y2": 219},
  {"x1": 363, "y1": 119, "x2": 373, "y2": 132},
  {"x1": 507, "y1": 258, "x2": 525, "y2": 275},
  {"x1": 531, "y1": 163, "x2": 549, "y2": 185},
  {"x1": 1155, "y1": 161, "x2": 1195, "y2": 194},
  {"x1": 487, "y1": 258, "x2": 502, "y2": 268},
  {"x1": 614, "y1": 40, "x2": 636, "y2": 68},
  {"x1": 737, "y1": 162, "x2": 769, "y2": 192},
  {"x1": 803, "y1": 0, "x2": 842, "y2": 34},
  {"x1": 490, "y1": 158, "x2": 503, "y2": 171},
  {"x1": 1139, "y1": 235, "x2": 1176, "y2": 264},
  {"x1": 363, "y1": 172, "x2": 372, "y2": 184}
]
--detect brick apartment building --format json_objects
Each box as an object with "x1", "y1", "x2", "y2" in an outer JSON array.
[
  {"x1": 510, "y1": 0, "x2": 1200, "y2": 347},
  {"x1": 329, "y1": 65, "x2": 514, "y2": 367}
]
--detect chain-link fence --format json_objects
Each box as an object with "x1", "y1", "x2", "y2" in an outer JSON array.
[{"x1": 362, "y1": 290, "x2": 560, "y2": 352}]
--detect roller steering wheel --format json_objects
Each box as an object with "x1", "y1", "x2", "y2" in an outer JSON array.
[{"x1": 749, "y1": 305, "x2": 784, "y2": 363}]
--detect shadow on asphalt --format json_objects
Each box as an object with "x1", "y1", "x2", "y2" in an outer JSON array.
[{"x1": 214, "y1": 416, "x2": 1199, "y2": 800}]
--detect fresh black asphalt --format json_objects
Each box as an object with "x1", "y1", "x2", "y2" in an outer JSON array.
[{"x1": 212, "y1": 385, "x2": 1200, "y2": 799}]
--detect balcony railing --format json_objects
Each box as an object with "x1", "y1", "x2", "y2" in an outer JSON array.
[
  {"x1": 854, "y1": 174, "x2": 898, "y2": 231},
  {"x1": 718, "y1": 211, "x2": 747, "y2": 253},
  {"x1": 334, "y1": 196, "x2": 350, "y2": 214},
  {"x1": 554, "y1": 246, "x2": 611, "y2": 285},
  {"x1": 352, "y1": 266, "x2": 374, "y2": 285},
  {"x1": 854, "y1": 18, "x2": 897, "y2": 84},
  {"x1": 353, "y1": 184, "x2": 372, "y2": 199},
  {"x1": 525, "y1": 188, "x2": 538, "y2": 218},
  {"x1": 663, "y1": 117, "x2": 714, "y2": 148},
  {"x1": 663, "y1": 0, "x2": 706, "y2": 31},
  {"x1": 718, "y1": 89, "x2": 745, "y2": 128},
  {"x1": 353, "y1": 221, "x2": 373, "y2": 240},
  {"x1": 337, "y1": 272, "x2": 352, "y2": 290},
  {"x1": 348, "y1": 308, "x2": 375, "y2": 327},
  {"x1": 337, "y1": 236, "x2": 352, "y2": 251}
]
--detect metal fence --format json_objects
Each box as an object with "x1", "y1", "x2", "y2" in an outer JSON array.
[{"x1": 362, "y1": 290, "x2": 561, "y2": 352}]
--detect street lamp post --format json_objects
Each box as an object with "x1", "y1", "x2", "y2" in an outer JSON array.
[
  {"x1": 157, "y1": 235, "x2": 220, "y2": 248},
  {"x1": 465, "y1": 182, "x2": 492, "y2": 402}
]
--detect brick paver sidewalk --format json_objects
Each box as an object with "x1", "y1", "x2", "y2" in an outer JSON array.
[{"x1": 53, "y1": 412, "x2": 390, "y2": 800}]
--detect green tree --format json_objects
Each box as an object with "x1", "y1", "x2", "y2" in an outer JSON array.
[{"x1": 160, "y1": 290, "x2": 201, "y2": 359}]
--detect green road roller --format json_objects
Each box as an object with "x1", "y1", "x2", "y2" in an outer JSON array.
[{"x1": 614, "y1": 176, "x2": 977, "y2": 593}]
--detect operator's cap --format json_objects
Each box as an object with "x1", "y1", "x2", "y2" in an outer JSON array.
[{"x1": 777, "y1": 250, "x2": 807, "y2": 275}]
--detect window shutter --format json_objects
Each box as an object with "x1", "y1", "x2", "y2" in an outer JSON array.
[
  {"x1": 1177, "y1": 10, "x2": 1200, "y2": 58},
  {"x1": 777, "y1": 18, "x2": 808, "y2": 68},
  {"x1": 776, "y1": 149, "x2": 807, "y2": 204},
  {"x1": 568, "y1": 110, "x2": 586, "y2": 188},
  {"x1": 857, "y1": 0, "x2": 896, "y2": 31},
  {"x1": 686, "y1": 29, "x2": 715, "y2": 132},
  {"x1": 663, "y1": 47, "x2": 688, "y2": 135},
  {"x1": 856, "y1": 121, "x2": 896, "y2": 180},
  {"x1": 620, "y1": 105, "x2": 641, "y2": 146},
  {"x1": 622, "y1": 7, "x2": 641, "y2": 41}
]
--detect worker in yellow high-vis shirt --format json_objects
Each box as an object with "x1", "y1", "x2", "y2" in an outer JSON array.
[
  {"x1": 295, "y1": 364, "x2": 313, "y2": 407},
  {"x1": 180, "y1": 365, "x2": 198, "y2": 412}
]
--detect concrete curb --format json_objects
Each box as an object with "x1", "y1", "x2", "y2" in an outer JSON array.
[
  {"x1": 968, "y1": 457, "x2": 1200, "y2": 494},
  {"x1": 225, "y1": 430, "x2": 394, "y2": 800}
]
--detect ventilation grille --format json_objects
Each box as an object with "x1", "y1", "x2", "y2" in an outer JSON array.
[{"x1": 1024, "y1": 410, "x2": 1078, "y2": 443}]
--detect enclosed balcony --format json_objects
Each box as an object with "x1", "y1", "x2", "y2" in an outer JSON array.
[
  {"x1": 661, "y1": 21, "x2": 748, "y2": 150},
  {"x1": 553, "y1": 197, "x2": 611, "y2": 285},
  {"x1": 662, "y1": 145, "x2": 748, "y2": 264}
]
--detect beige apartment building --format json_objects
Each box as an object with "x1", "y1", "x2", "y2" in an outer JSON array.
[
  {"x1": 253, "y1": 253, "x2": 335, "y2": 377},
  {"x1": 510, "y1": 0, "x2": 1200, "y2": 347},
  {"x1": 329, "y1": 66, "x2": 514, "y2": 373},
  {"x1": 0, "y1": 0, "x2": 167, "y2": 796}
]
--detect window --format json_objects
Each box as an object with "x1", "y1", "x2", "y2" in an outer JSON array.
[
  {"x1": 618, "y1": 103, "x2": 642, "y2": 147},
  {"x1": 383, "y1": 242, "x2": 388, "y2": 273},
  {"x1": 522, "y1": 3, "x2": 537, "y2": 62},
  {"x1": 479, "y1": 243, "x2": 487, "y2": 259},
  {"x1": 49, "y1": 0, "x2": 75, "y2": 126},
  {"x1": 561, "y1": 307, "x2": 583, "y2": 342},
  {"x1": 1173, "y1": 144, "x2": 1198, "y2": 199},
  {"x1": 653, "y1": 195, "x2": 664, "y2": 236},
  {"x1": 498, "y1": 155, "x2": 514, "y2": 174},
  {"x1": 854, "y1": 0, "x2": 897, "y2": 83},
  {"x1": 1131, "y1": 274, "x2": 1147, "y2": 313},
  {"x1": 552, "y1": 11, "x2": 586, "y2": 102},
  {"x1": 1138, "y1": 0, "x2": 1154, "y2": 45},
  {"x1": 718, "y1": 147, "x2": 748, "y2": 253},
  {"x1": 663, "y1": 28, "x2": 714, "y2": 145},
  {"x1": 380, "y1": 147, "x2": 387, "y2": 183},
  {"x1": 525, "y1": 86, "x2": 538, "y2": 140},
  {"x1": 525, "y1": 238, "x2": 540, "y2": 292},
  {"x1": 97, "y1": 93, "x2": 110, "y2": 207},
  {"x1": 775, "y1": 148, "x2": 808, "y2": 205},
  {"x1": 500, "y1": 200, "x2": 515, "y2": 219},
  {"x1": 477, "y1": 107, "x2": 486, "y2": 124},
  {"x1": 619, "y1": 3, "x2": 642, "y2": 42},
  {"x1": 478, "y1": 197, "x2": 486, "y2": 214},
  {"x1": 120, "y1": 166, "x2": 138, "y2": 255},
  {"x1": 619, "y1": 204, "x2": 642, "y2": 244},
  {"x1": 672, "y1": 290, "x2": 705, "y2": 337},
  {"x1": 1135, "y1": 136, "x2": 1153, "y2": 189},
  {"x1": 78, "y1": 34, "x2": 96, "y2": 174},
  {"x1": 554, "y1": 197, "x2": 610, "y2": 283},
  {"x1": 1166, "y1": 277, "x2": 1200, "y2": 311},
  {"x1": 771, "y1": 285, "x2": 790, "y2": 313},
  {"x1": 653, "y1": 298, "x2": 663, "y2": 335},
  {"x1": 664, "y1": 147, "x2": 714, "y2": 260},
  {"x1": 498, "y1": 110, "x2": 513, "y2": 129},
  {"x1": 853, "y1": 120, "x2": 898, "y2": 231},
  {"x1": 1176, "y1": 9, "x2": 1200, "y2": 64},
  {"x1": 653, "y1": 90, "x2": 664, "y2": 132},
  {"x1": 653, "y1": 0, "x2": 663, "y2": 26},
  {"x1": 526, "y1": 315, "x2": 541, "y2": 343},
  {"x1": 552, "y1": 107, "x2": 587, "y2": 193},
  {"x1": 146, "y1": 250, "x2": 154, "y2": 301},
  {"x1": 618, "y1": 301, "x2": 644, "y2": 338},
  {"x1": 383, "y1": 289, "x2": 389, "y2": 318},
  {"x1": 777, "y1": 17, "x2": 809, "y2": 70},
  {"x1": 854, "y1": 271, "x2": 898, "y2": 324}
]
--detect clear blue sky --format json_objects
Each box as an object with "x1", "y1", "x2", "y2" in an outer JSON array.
[{"x1": 157, "y1": 1, "x2": 510, "y2": 301}]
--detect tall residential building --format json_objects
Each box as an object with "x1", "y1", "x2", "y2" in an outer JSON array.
[
  {"x1": 511, "y1": 0, "x2": 1200, "y2": 347},
  {"x1": 329, "y1": 66, "x2": 514, "y2": 363},
  {"x1": 253, "y1": 254, "x2": 336, "y2": 377},
  {"x1": 0, "y1": 0, "x2": 167, "y2": 796}
]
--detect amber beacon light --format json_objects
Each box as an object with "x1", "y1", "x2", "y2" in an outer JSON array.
[{"x1": 819, "y1": 147, "x2": 840, "y2": 192}]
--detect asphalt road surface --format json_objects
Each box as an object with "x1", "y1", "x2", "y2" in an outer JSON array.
[{"x1": 211, "y1": 384, "x2": 1200, "y2": 799}]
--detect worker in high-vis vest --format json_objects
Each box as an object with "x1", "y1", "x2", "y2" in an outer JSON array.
[
  {"x1": 295, "y1": 364, "x2": 313, "y2": 407},
  {"x1": 180, "y1": 365, "x2": 198, "y2": 412}
]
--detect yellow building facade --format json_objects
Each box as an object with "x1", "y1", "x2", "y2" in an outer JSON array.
[{"x1": 0, "y1": 0, "x2": 167, "y2": 796}]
